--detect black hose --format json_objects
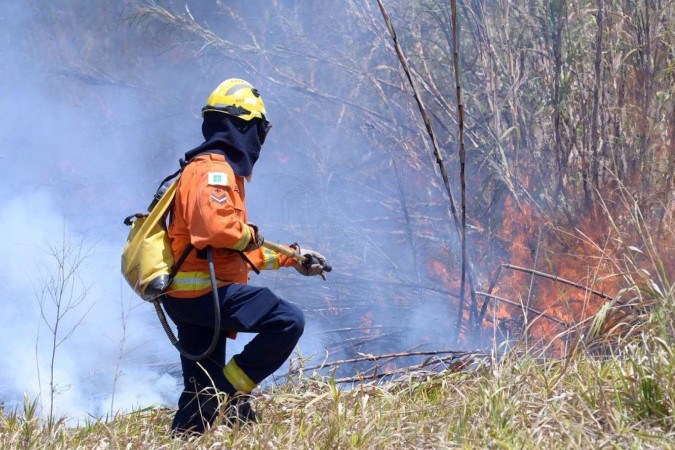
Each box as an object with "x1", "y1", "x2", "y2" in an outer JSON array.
[{"x1": 154, "y1": 245, "x2": 221, "y2": 361}]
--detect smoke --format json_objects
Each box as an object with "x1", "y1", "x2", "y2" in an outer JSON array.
[
  {"x1": 0, "y1": 0, "x2": 464, "y2": 421},
  {"x1": 0, "y1": 0, "x2": 191, "y2": 419}
]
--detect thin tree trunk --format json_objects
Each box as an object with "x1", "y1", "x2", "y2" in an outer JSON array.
[
  {"x1": 590, "y1": 0, "x2": 604, "y2": 215},
  {"x1": 375, "y1": 0, "x2": 477, "y2": 345},
  {"x1": 449, "y1": 0, "x2": 471, "y2": 345},
  {"x1": 552, "y1": 0, "x2": 564, "y2": 194}
]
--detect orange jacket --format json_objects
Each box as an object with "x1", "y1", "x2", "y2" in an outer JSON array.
[{"x1": 166, "y1": 153, "x2": 296, "y2": 298}]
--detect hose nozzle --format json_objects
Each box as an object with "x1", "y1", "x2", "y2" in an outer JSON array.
[{"x1": 262, "y1": 241, "x2": 332, "y2": 277}]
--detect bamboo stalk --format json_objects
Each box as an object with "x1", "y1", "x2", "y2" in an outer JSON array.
[
  {"x1": 323, "y1": 332, "x2": 400, "y2": 355},
  {"x1": 332, "y1": 353, "x2": 476, "y2": 384},
  {"x1": 449, "y1": 0, "x2": 471, "y2": 345},
  {"x1": 475, "y1": 264, "x2": 504, "y2": 336},
  {"x1": 375, "y1": 0, "x2": 459, "y2": 229},
  {"x1": 502, "y1": 264, "x2": 614, "y2": 300},
  {"x1": 473, "y1": 263, "x2": 615, "y2": 331},
  {"x1": 475, "y1": 291, "x2": 569, "y2": 326},
  {"x1": 334, "y1": 369, "x2": 430, "y2": 384},
  {"x1": 290, "y1": 349, "x2": 480, "y2": 374},
  {"x1": 375, "y1": 0, "x2": 477, "y2": 342},
  {"x1": 318, "y1": 325, "x2": 406, "y2": 334}
]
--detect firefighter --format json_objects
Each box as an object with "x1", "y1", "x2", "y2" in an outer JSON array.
[{"x1": 163, "y1": 78, "x2": 327, "y2": 435}]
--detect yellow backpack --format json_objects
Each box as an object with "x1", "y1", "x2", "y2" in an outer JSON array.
[
  {"x1": 121, "y1": 162, "x2": 218, "y2": 361},
  {"x1": 121, "y1": 168, "x2": 190, "y2": 301}
]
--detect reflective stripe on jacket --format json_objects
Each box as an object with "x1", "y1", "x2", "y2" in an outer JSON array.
[{"x1": 166, "y1": 153, "x2": 296, "y2": 298}]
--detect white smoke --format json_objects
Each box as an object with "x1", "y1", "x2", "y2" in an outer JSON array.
[
  {"x1": 0, "y1": 186, "x2": 181, "y2": 420},
  {"x1": 0, "y1": 0, "x2": 464, "y2": 422}
]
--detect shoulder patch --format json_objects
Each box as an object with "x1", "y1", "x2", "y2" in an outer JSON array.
[{"x1": 208, "y1": 172, "x2": 228, "y2": 186}]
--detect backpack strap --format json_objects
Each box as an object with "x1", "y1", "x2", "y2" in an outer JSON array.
[
  {"x1": 162, "y1": 164, "x2": 185, "y2": 185},
  {"x1": 195, "y1": 247, "x2": 261, "y2": 275},
  {"x1": 169, "y1": 243, "x2": 194, "y2": 283},
  {"x1": 238, "y1": 251, "x2": 261, "y2": 275}
]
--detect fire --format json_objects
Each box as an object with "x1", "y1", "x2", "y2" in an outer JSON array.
[
  {"x1": 341, "y1": 175, "x2": 671, "y2": 360},
  {"x1": 479, "y1": 191, "x2": 667, "y2": 353},
  {"x1": 482, "y1": 196, "x2": 619, "y2": 352},
  {"x1": 426, "y1": 189, "x2": 662, "y2": 354}
]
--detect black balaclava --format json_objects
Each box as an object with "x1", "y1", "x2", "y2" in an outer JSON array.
[{"x1": 184, "y1": 112, "x2": 264, "y2": 177}]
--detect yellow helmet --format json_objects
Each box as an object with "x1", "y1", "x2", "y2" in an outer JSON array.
[{"x1": 202, "y1": 78, "x2": 267, "y2": 121}]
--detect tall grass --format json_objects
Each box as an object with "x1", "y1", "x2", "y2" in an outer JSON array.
[
  {"x1": 2, "y1": 345, "x2": 671, "y2": 448},
  {"x1": 1, "y1": 200, "x2": 672, "y2": 448}
]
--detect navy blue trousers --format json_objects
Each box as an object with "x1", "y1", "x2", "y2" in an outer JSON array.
[{"x1": 163, "y1": 283, "x2": 305, "y2": 434}]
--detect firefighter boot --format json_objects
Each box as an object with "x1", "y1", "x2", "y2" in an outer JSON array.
[{"x1": 225, "y1": 394, "x2": 260, "y2": 426}]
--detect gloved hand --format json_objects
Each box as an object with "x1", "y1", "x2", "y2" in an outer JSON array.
[
  {"x1": 292, "y1": 245, "x2": 327, "y2": 277},
  {"x1": 243, "y1": 223, "x2": 264, "y2": 252}
]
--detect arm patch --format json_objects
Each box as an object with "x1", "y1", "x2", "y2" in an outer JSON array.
[{"x1": 208, "y1": 172, "x2": 228, "y2": 186}]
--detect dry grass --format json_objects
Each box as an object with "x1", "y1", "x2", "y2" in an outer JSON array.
[
  {"x1": 2, "y1": 193, "x2": 672, "y2": 449},
  {"x1": 1, "y1": 334, "x2": 673, "y2": 449}
]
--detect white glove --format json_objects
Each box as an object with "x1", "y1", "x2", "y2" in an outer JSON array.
[{"x1": 292, "y1": 246, "x2": 327, "y2": 277}]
